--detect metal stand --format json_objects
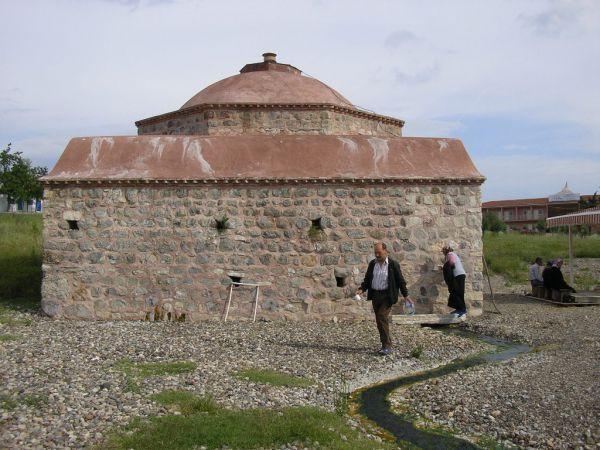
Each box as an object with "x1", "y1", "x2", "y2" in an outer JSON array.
[
  {"x1": 482, "y1": 255, "x2": 502, "y2": 314},
  {"x1": 224, "y1": 281, "x2": 271, "y2": 322}
]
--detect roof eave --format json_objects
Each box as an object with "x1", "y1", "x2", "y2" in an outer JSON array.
[{"x1": 135, "y1": 103, "x2": 405, "y2": 128}]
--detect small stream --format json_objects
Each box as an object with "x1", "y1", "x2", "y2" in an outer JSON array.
[{"x1": 356, "y1": 330, "x2": 531, "y2": 449}]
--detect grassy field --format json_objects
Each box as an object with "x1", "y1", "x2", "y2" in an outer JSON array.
[
  {"x1": 0, "y1": 213, "x2": 42, "y2": 305},
  {"x1": 483, "y1": 232, "x2": 600, "y2": 285},
  {"x1": 105, "y1": 391, "x2": 396, "y2": 450}
]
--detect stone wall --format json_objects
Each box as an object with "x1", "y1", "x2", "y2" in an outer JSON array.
[
  {"x1": 136, "y1": 108, "x2": 403, "y2": 137},
  {"x1": 41, "y1": 184, "x2": 483, "y2": 321}
]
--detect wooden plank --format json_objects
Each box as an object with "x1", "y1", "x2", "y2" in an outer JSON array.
[
  {"x1": 571, "y1": 293, "x2": 600, "y2": 304},
  {"x1": 391, "y1": 314, "x2": 467, "y2": 325},
  {"x1": 521, "y1": 294, "x2": 600, "y2": 307}
]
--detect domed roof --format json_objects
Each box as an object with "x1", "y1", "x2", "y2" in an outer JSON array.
[{"x1": 180, "y1": 53, "x2": 355, "y2": 110}]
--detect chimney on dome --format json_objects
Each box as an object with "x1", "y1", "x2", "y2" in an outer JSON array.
[
  {"x1": 240, "y1": 52, "x2": 300, "y2": 74},
  {"x1": 262, "y1": 52, "x2": 277, "y2": 63}
]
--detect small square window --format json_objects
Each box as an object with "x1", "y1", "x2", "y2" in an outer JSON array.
[{"x1": 67, "y1": 220, "x2": 79, "y2": 230}]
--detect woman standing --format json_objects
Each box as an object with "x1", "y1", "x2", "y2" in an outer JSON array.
[{"x1": 442, "y1": 242, "x2": 467, "y2": 318}]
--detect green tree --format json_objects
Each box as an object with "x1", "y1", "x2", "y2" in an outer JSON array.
[
  {"x1": 482, "y1": 212, "x2": 507, "y2": 233},
  {"x1": 0, "y1": 143, "x2": 48, "y2": 205},
  {"x1": 535, "y1": 219, "x2": 547, "y2": 232}
]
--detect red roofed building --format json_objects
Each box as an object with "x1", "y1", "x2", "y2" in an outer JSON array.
[
  {"x1": 482, "y1": 183, "x2": 595, "y2": 231},
  {"x1": 41, "y1": 53, "x2": 485, "y2": 321}
]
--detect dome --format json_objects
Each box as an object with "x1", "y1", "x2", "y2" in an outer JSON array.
[{"x1": 180, "y1": 53, "x2": 355, "y2": 109}]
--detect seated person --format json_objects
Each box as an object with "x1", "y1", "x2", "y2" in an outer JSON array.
[
  {"x1": 528, "y1": 257, "x2": 544, "y2": 290},
  {"x1": 543, "y1": 259, "x2": 576, "y2": 294},
  {"x1": 542, "y1": 261, "x2": 553, "y2": 296}
]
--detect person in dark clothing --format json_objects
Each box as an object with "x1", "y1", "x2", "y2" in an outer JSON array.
[
  {"x1": 543, "y1": 259, "x2": 576, "y2": 293},
  {"x1": 356, "y1": 242, "x2": 413, "y2": 355}
]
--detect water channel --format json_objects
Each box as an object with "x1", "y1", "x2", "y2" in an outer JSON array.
[{"x1": 356, "y1": 330, "x2": 531, "y2": 449}]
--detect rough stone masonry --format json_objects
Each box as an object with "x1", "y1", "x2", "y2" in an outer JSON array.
[{"x1": 41, "y1": 53, "x2": 484, "y2": 321}]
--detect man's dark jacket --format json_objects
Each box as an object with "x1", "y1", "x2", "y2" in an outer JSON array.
[
  {"x1": 543, "y1": 266, "x2": 575, "y2": 291},
  {"x1": 360, "y1": 258, "x2": 408, "y2": 306}
]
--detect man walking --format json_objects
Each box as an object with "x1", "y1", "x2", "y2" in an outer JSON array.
[{"x1": 356, "y1": 242, "x2": 412, "y2": 355}]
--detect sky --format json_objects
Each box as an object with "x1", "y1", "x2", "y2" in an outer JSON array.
[{"x1": 1, "y1": 0, "x2": 599, "y2": 201}]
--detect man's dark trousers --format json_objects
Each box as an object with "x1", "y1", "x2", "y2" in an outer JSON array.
[
  {"x1": 448, "y1": 274, "x2": 466, "y2": 311},
  {"x1": 371, "y1": 289, "x2": 392, "y2": 349}
]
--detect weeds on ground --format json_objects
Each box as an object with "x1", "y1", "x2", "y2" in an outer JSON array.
[
  {"x1": 123, "y1": 376, "x2": 141, "y2": 394},
  {"x1": 0, "y1": 334, "x2": 20, "y2": 342},
  {"x1": 0, "y1": 394, "x2": 17, "y2": 410},
  {"x1": 104, "y1": 401, "x2": 397, "y2": 450},
  {"x1": 334, "y1": 377, "x2": 349, "y2": 416},
  {"x1": 235, "y1": 368, "x2": 315, "y2": 388},
  {"x1": 575, "y1": 272, "x2": 598, "y2": 291},
  {"x1": 410, "y1": 345, "x2": 423, "y2": 359},
  {"x1": 151, "y1": 390, "x2": 218, "y2": 415},
  {"x1": 0, "y1": 304, "x2": 32, "y2": 326},
  {"x1": 0, "y1": 393, "x2": 48, "y2": 410}
]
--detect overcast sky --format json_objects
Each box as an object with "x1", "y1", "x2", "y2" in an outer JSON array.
[{"x1": 1, "y1": 0, "x2": 599, "y2": 200}]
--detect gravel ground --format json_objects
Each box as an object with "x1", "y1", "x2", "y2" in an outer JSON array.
[
  {"x1": 390, "y1": 294, "x2": 600, "y2": 449},
  {"x1": 0, "y1": 308, "x2": 487, "y2": 449}
]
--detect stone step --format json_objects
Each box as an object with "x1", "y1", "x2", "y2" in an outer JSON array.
[
  {"x1": 391, "y1": 313, "x2": 467, "y2": 325},
  {"x1": 571, "y1": 293, "x2": 600, "y2": 304}
]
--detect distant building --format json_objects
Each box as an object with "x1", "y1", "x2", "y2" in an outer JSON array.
[{"x1": 482, "y1": 183, "x2": 594, "y2": 231}]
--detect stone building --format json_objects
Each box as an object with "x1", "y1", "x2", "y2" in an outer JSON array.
[{"x1": 41, "y1": 53, "x2": 485, "y2": 321}]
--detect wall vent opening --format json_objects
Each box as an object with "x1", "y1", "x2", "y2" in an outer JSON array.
[
  {"x1": 215, "y1": 216, "x2": 229, "y2": 231},
  {"x1": 335, "y1": 275, "x2": 348, "y2": 287},
  {"x1": 67, "y1": 220, "x2": 79, "y2": 230},
  {"x1": 311, "y1": 217, "x2": 324, "y2": 230},
  {"x1": 228, "y1": 272, "x2": 245, "y2": 286}
]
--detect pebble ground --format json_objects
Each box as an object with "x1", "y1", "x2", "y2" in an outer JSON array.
[
  {"x1": 391, "y1": 294, "x2": 600, "y2": 449},
  {"x1": 1, "y1": 307, "x2": 486, "y2": 449}
]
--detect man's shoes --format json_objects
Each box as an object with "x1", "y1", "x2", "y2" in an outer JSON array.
[
  {"x1": 377, "y1": 347, "x2": 392, "y2": 356},
  {"x1": 452, "y1": 310, "x2": 467, "y2": 318},
  {"x1": 448, "y1": 309, "x2": 459, "y2": 315}
]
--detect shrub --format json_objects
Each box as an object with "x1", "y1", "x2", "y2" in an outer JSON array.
[{"x1": 482, "y1": 213, "x2": 507, "y2": 233}]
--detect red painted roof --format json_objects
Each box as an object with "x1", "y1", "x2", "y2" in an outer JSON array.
[
  {"x1": 43, "y1": 135, "x2": 484, "y2": 183},
  {"x1": 180, "y1": 70, "x2": 355, "y2": 110},
  {"x1": 483, "y1": 198, "x2": 548, "y2": 208}
]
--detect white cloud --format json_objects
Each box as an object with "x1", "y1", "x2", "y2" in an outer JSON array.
[{"x1": 384, "y1": 30, "x2": 421, "y2": 49}]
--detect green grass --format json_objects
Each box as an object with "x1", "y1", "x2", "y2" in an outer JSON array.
[
  {"x1": 0, "y1": 394, "x2": 18, "y2": 410},
  {"x1": 235, "y1": 368, "x2": 315, "y2": 388},
  {"x1": 0, "y1": 334, "x2": 20, "y2": 342},
  {"x1": 484, "y1": 232, "x2": 600, "y2": 285},
  {"x1": 114, "y1": 359, "x2": 197, "y2": 378},
  {"x1": 104, "y1": 402, "x2": 396, "y2": 450},
  {"x1": 0, "y1": 393, "x2": 47, "y2": 410},
  {"x1": 0, "y1": 303, "x2": 33, "y2": 326},
  {"x1": 123, "y1": 376, "x2": 141, "y2": 394},
  {"x1": 0, "y1": 214, "x2": 42, "y2": 303},
  {"x1": 409, "y1": 345, "x2": 423, "y2": 359},
  {"x1": 151, "y1": 390, "x2": 218, "y2": 415}
]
